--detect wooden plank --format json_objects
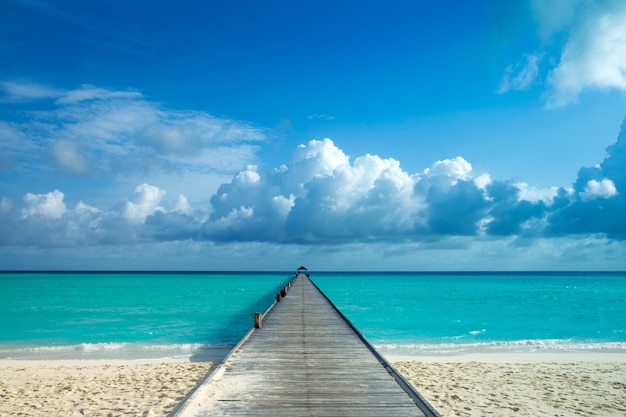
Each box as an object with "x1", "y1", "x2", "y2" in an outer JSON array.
[{"x1": 169, "y1": 274, "x2": 441, "y2": 417}]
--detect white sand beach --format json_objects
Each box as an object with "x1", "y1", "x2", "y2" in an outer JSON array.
[
  {"x1": 1, "y1": 353, "x2": 625, "y2": 417},
  {"x1": 392, "y1": 353, "x2": 626, "y2": 417},
  {"x1": 0, "y1": 358, "x2": 215, "y2": 417}
]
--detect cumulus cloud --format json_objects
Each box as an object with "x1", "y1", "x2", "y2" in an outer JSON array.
[
  {"x1": 0, "y1": 183, "x2": 198, "y2": 247},
  {"x1": 21, "y1": 190, "x2": 67, "y2": 219},
  {"x1": 580, "y1": 178, "x2": 618, "y2": 200},
  {"x1": 500, "y1": 1, "x2": 626, "y2": 106},
  {"x1": 172, "y1": 194, "x2": 192, "y2": 215},
  {"x1": 3, "y1": 116, "x2": 626, "y2": 248},
  {"x1": 122, "y1": 183, "x2": 167, "y2": 224},
  {"x1": 423, "y1": 156, "x2": 472, "y2": 181},
  {"x1": 546, "y1": 116, "x2": 626, "y2": 237},
  {"x1": 483, "y1": 181, "x2": 547, "y2": 236},
  {"x1": 516, "y1": 182, "x2": 560, "y2": 204},
  {"x1": 204, "y1": 139, "x2": 556, "y2": 243}
]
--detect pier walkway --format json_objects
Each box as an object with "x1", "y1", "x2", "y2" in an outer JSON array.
[{"x1": 170, "y1": 274, "x2": 440, "y2": 417}]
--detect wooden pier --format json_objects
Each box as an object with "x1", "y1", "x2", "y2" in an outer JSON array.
[{"x1": 169, "y1": 273, "x2": 440, "y2": 417}]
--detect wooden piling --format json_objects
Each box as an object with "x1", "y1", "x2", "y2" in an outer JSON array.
[{"x1": 253, "y1": 312, "x2": 262, "y2": 328}]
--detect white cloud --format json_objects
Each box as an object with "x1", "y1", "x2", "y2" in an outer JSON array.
[
  {"x1": 219, "y1": 206, "x2": 253, "y2": 225},
  {"x1": 474, "y1": 173, "x2": 492, "y2": 190},
  {"x1": 205, "y1": 140, "x2": 373, "y2": 239},
  {"x1": 270, "y1": 138, "x2": 353, "y2": 198},
  {"x1": 75, "y1": 201, "x2": 100, "y2": 214},
  {"x1": 0, "y1": 80, "x2": 62, "y2": 102},
  {"x1": 3, "y1": 126, "x2": 626, "y2": 251},
  {"x1": 516, "y1": 182, "x2": 560, "y2": 203},
  {"x1": 232, "y1": 166, "x2": 261, "y2": 186},
  {"x1": 547, "y1": 9, "x2": 626, "y2": 106},
  {"x1": 271, "y1": 194, "x2": 296, "y2": 218},
  {"x1": 423, "y1": 156, "x2": 473, "y2": 181},
  {"x1": 21, "y1": 190, "x2": 67, "y2": 219},
  {"x1": 210, "y1": 140, "x2": 486, "y2": 242},
  {"x1": 580, "y1": 178, "x2": 618, "y2": 200},
  {"x1": 122, "y1": 183, "x2": 167, "y2": 223},
  {"x1": 172, "y1": 194, "x2": 192, "y2": 215},
  {"x1": 501, "y1": 1, "x2": 626, "y2": 106},
  {"x1": 1, "y1": 183, "x2": 202, "y2": 247},
  {"x1": 292, "y1": 138, "x2": 350, "y2": 176}
]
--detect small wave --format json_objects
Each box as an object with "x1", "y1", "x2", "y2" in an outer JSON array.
[
  {"x1": 375, "y1": 339, "x2": 626, "y2": 356},
  {"x1": 76, "y1": 342, "x2": 127, "y2": 351},
  {"x1": 0, "y1": 342, "x2": 233, "y2": 360},
  {"x1": 2, "y1": 343, "x2": 127, "y2": 353},
  {"x1": 145, "y1": 343, "x2": 232, "y2": 351},
  {"x1": 451, "y1": 329, "x2": 487, "y2": 339}
]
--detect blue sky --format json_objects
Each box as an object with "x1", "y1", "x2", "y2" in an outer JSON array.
[{"x1": 1, "y1": 0, "x2": 626, "y2": 270}]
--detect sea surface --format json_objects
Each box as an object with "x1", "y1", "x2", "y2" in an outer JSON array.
[{"x1": 1, "y1": 271, "x2": 625, "y2": 360}]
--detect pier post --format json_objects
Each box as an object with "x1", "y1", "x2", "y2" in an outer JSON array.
[{"x1": 254, "y1": 312, "x2": 262, "y2": 328}]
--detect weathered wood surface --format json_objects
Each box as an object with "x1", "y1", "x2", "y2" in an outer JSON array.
[{"x1": 170, "y1": 274, "x2": 440, "y2": 417}]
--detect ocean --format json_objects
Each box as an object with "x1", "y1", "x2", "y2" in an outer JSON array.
[{"x1": 1, "y1": 271, "x2": 625, "y2": 360}]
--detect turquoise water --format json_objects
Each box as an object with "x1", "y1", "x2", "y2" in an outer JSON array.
[
  {"x1": 1, "y1": 272, "x2": 625, "y2": 359},
  {"x1": 0, "y1": 272, "x2": 285, "y2": 359},
  {"x1": 313, "y1": 272, "x2": 626, "y2": 355}
]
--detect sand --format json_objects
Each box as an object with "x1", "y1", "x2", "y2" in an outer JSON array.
[
  {"x1": 391, "y1": 353, "x2": 626, "y2": 417},
  {"x1": 0, "y1": 358, "x2": 214, "y2": 417},
  {"x1": 1, "y1": 353, "x2": 625, "y2": 417}
]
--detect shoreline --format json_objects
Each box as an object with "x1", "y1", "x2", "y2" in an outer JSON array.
[
  {"x1": 1, "y1": 353, "x2": 625, "y2": 417},
  {"x1": 0, "y1": 356, "x2": 198, "y2": 367},
  {"x1": 4, "y1": 340, "x2": 626, "y2": 361},
  {"x1": 2, "y1": 349, "x2": 626, "y2": 365},
  {"x1": 385, "y1": 350, "x2": 626, "y2": 363}
]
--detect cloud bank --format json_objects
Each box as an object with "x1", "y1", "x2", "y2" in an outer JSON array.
[{"x1": 2, "y1": 116, "x2": 625, "y2": 250}]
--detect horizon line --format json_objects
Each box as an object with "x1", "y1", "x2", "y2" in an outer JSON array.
[{"x1": 2, "y1": 270, "x2": 625, "y2": 274}]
